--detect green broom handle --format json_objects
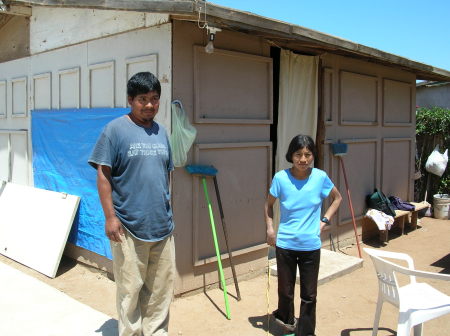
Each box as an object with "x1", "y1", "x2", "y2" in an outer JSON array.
[{"x1": 202, "y1": 177, "x2": 231, "y2": 320}]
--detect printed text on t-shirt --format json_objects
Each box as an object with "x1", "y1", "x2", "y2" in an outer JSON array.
[{"x1": 127, "y1": 142, "x2": 168, "y2": 157}]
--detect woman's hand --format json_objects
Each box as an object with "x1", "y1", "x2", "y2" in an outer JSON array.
[
  {"x1": 265, "y1": 194, "x2": 277, "y2": 247},
  {"x1": 320, "y1": 220, "x2": 327, "y2": 233},
  {"x1": 266, "y1": 227, "x2": 276, "y2": 246}
]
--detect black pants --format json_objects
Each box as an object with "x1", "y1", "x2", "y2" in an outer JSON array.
[{"x1": 275, "y1": 247, "x2": 320, "y2": 336}]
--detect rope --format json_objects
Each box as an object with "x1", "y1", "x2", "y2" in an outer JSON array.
[{"x1": 267, "y1": 255, "x2": 270, "y2": 335}]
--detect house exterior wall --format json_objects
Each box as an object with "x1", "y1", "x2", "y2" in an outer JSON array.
[
  {"x1": 0, "y1": 9, "x2": 173, "y2": 271},
  {"x1": 30, "y1": 7, "x2": 169, "y2": 54},
  {"x1": 0, "y1": 6, "x2": 419, "y2": 295},
  {"x1": 172, "y1": 20, "x2": 272, "y2": 294},
  {"x1": 171, "y1": 21, "x2": 417, "y2": 294},
  {"x1": 319, "y1": 54, "x2": 416, "y2": 242},
  {"x1": 416, "y1": 83, "x2": 450, "y2": 109},
  {"x1": 0, "y1": 22, "x2": 172, "y2": 187}
]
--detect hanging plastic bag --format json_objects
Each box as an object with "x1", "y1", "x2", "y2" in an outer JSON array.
[
  {"x1": 169, "y1": 100, "x2": 197, "y2": 167},
  {"x1": 425, "y1": 145, "x2": 448, "y2": 177}
]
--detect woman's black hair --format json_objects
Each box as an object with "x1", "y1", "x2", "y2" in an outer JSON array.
[
  {"x1": 127, "y1": 72, "x2": 161, "y2": 98},
  {"x1": 285, "y1": 134, "x2": 316, "y2": 163}
]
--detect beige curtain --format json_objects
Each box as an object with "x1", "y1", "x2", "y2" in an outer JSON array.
[
  {"x1": 272, "y1": 50, "x2": 319, "y2": 231},
  {"x1": 275, "y1": 50, "x2": 319, "y2": 172}
]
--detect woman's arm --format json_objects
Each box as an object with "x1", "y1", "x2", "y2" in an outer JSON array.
[
  {"x1": 264, "y1": 193, "x2": 277, "y2": 246},
  {"x1": 320, "y1": 186, "x2": 343, "y2": 231}
]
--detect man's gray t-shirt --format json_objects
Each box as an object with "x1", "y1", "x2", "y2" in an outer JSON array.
[{"x1": 88, "y1": 115, "x2": 174, "y2": 241}]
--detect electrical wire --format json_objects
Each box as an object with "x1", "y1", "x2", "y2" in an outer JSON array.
[{"x1": 196, "y1": 0, "x2": 208, "y2": 29}]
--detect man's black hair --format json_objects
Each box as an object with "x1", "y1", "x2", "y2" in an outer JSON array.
[
  {"x1": 285, "y1": 134, "x2": 317, "y2": 163},
  {"x1": 127, "y1": 72, "x2": 161, "y2": 98}
]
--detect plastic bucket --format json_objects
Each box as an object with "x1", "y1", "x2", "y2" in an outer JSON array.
[{"x1": 433, "y1": 194, "x2": 449, "y2": 220}]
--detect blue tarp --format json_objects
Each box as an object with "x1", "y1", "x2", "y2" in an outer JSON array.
[{"x1": 31, "y1": 108, "x2": 128, "y2": 259}]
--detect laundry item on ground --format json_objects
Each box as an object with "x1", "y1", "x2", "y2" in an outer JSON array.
[{"x1": 365, "y1": 209, "x2": 395, "y2": 230}]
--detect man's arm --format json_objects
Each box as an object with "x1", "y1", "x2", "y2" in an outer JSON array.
[{"x1": 97, "y1": 165, "x2": 124, "y2": 242}]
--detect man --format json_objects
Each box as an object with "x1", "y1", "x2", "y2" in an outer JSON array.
[{"x1": 89, "y1": 72, "x2": 175, "y2": 336}]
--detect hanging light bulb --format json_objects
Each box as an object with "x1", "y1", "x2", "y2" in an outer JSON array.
[
  {"x1": 205, "y1": 26, "x2": 221, "y2": 54},
  {"x1": 205, "y1": 39, "x2": 214, "y2": 54}
]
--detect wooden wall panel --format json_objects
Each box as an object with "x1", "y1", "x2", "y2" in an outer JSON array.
[
  {"x1": 0, "y1": 182, "x2": 80, "y2": 278},
  {"x1": 12, "y1": 77, "x2": 27, "y2": 117},
  {"x1": 10, "y1": 132, "x2": 28, "y2": 185},
  {"x1": 337, "y1": 139, "x2": 378, "y2": 224},
  {"x1": 126, "y1": 54, "x2": 158, "y2": 80},
  {"x1": 0, "y1": 80, "x2": 6, "y2": 117},
  {"x1": 0, "y1": 133, "x2": 9, "y2": 181},
  {"x1": 383, "y1": 79, "x2": 412, "y2": 126},
  {"x1": 381, "y1": 138, "x2": 412, "y2": 200},
  {"x1": 33, "y1": 73, "x2": 51, "y2": 110},
  {"x1": 58, "y1": 67, "x2": 80, "y2": 109},
  {"x1": 339, "y1": 71, "x2": 377, "y2": 125},
  {"x1": 322, "y1": 67, "x2": 333, "y2": 125},
  {"x1": 89, "y1": 61, "x2": 115, "y2": 108},
  {"x1": 193, "y1": 46, "x2": 272, "y2": 124},
  {"x1": 320, "y1": 54, "x2": 416, "y2": 245},
  {"x1": 192, "y1": 142, "x2": 271, "y2": 265}
]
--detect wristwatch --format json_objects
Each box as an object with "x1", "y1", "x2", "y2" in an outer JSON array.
[{"x1": 321, "y1": 217, "x2": 330, "y2": 225}]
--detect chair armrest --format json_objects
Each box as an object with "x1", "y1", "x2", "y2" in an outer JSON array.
[
  {"x1": 364, "y1": 248, "x2": 415, "y2": 269},
  {"x1": 395, "y1": 265, "x2": 450, "y2": 281}
]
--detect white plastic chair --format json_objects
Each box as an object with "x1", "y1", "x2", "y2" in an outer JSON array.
[{"x1": 364, "y1": 247, "x2": 450, "y2": 336}]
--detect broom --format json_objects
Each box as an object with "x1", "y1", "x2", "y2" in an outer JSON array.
[{"x1": 185, "y1": 164, "x2": 237, "y2": 319}]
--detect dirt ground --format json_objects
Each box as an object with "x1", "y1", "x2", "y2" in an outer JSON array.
[{"x1": 1, "y1": 217, "x2": 449, "y2": 336}]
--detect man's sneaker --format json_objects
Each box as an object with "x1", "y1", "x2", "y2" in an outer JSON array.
[{"x1": 271, "y1": 311, "x2": 297, "y2": 333}]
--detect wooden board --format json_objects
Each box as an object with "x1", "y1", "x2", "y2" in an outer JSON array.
[{"x1": 0, "y1": 182, "x2": 80, "y2": 278}]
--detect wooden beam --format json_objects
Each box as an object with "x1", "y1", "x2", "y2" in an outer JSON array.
[
  {"x1": 1, "y1": 4, "x2": 31, "y2": 16},
  {"x1": 8, "y1": 0, "x2": 194, "y2": 13}
]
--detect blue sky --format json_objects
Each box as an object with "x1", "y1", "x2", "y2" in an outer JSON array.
[{"x1": 210, "y1": 0, "x2": 450, "y2": 72}]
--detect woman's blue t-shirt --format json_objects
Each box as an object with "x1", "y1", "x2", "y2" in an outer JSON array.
[{"x1": 269, "y1": 168, "x2": 333, "y2": 251}]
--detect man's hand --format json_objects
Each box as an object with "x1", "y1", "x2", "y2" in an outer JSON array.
[
  {"x1": 105, "y1": 216, "x2": 124, "y2": 242},
  {"x1": 266, "y1": 227, "x2": 276, "y2": 247}
]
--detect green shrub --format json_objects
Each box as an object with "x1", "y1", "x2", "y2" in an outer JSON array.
[
  {"x1": 415, "y1": 107, "x2": 450, "y2": 200},
  {"x1": 416, "y1": 107, "x2": 450, "y2": 142}
]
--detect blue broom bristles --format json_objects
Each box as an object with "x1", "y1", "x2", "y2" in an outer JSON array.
[
  {"x1": 185, "y1": 165, "x2": 218, "y2": 176},
  {"x1": 331, "y1": 143, "x2": 348, "y2": 156}
]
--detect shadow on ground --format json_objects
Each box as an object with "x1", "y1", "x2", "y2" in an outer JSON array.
[
  {"x1": 95, "y1": 318, "x2": 118, "y2": 336},
  {"x1": 248, "y1": 314, "x2": 293, "y2": 336},
  {"x1": 431, "y1": 253, "x2": 450, "y2": 274},
  {"x1": 362, "y1": 224, "x2": 424, "y2": 249},
  {"x1": 340, "y1": 327, "x2": 396, "y2": 335},
  {"x1": 55, "y1": 256, "x2": 78, "y2": 277}
]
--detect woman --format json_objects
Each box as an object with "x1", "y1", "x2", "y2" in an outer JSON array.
[{"x1": 265, "y1": 134, "x2": 342, "y2": 336}]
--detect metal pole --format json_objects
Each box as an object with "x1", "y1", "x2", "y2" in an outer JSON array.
[
  {"x1": 213, "y1": 176, "x2": 241, "y2": 301},
  {"x1": 339, "y1": 157, "x2": 362, "y2": 258},
  {"x1": 202, "y1": 177, "x2": 231, "y2": 319}
]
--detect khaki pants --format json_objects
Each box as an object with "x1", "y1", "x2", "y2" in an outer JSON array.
[{"x1": 111, "y1": 231, "x2": 175, "y2": 336}]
